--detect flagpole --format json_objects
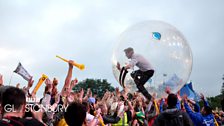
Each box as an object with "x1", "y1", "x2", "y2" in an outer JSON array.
[{"x1": 8, "y1": 72, "x2": 14, "y2": 86}]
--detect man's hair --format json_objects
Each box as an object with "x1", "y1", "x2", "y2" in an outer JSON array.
[
  {"x1": 64, "y1": 102, "x2": 87, "y2": 126},
  {"x1": 124, "y1": 47, "x2": 134, "y2": 53},
  {"x1": 167, "y1": 93, "x2": 177, "y2": 108},
  {"x1": 2, "y1": 86, "x2": 26, "y2": 113},
  {"x1": 0, "y1": 86, "x2": 11, "y2": 104},
  {"x1": 82, "y1": 101, "x2": 90, "y2": 111},
  {"x1": 204, "y1": 106, "x2": 212, "y2": 115}
]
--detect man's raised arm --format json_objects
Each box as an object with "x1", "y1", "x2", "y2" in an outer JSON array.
[{"x1": 61, "y1": 60, "x2": 74, "y2": 97}]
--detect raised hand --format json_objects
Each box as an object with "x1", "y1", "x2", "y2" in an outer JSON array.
[
  {"x1": 116, "y1": 62, "x2": 121, "y2": 70},
  {"x1": 27, "y1": 77, "x2": 34, "y2": 88},
  {"x1": 68, "y1": 60, "x2": 74, "y2": 68},
  {"x1": 115, "y1": 87, "x2": 120, "y2": 96},
  {"x1": 70, "y1": 78, "x2": 78, "y2": 88},
  {"x1": 80, "y1": 88, "x2": 84, "y2": 98},
  {"x1": 124, "y1": 87, "x2": 129, "y2": 94},
  {"x1": 165, "y1": 86, "x2": 171, "y2": 94},
  {"x1": 45, "y1": 78, "x2": 52, "y2": 93},
  {"x1": 53, "y1": 78, "x2": 58, "y2": 86},
  {"x1": 182, "y1": 94, "x2": 188, "y2": 102},
  {"x1": 200, "y1": 93, "x2": 205, "y2": 100},
  {"x1": 87, "y1": 88, "x2": 92, "y2": 97},
  {"x1": 45, "y1": 78, "x2": 52, "y2": 85},
  {"x1": 152, "y1": 93, "x2": 157, "y2": 101}
]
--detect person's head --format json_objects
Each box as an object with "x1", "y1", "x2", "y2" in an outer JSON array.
[
  {"x1": 124, "y1": 101, "x2": 129, "y2": 111},
  {"x1": 136, "y1": 97, "x2": 143, "y2": 107},
  {"x1": 167, "y1": 93, "x2": 177, "y2": 108},
  {"x1": 2, "y1": 86, "x2": 26, "y2": 115},
  {"x1": 0, "y1": 86, "x2": 10, "y2": 104},
  {"x1": 64, "y1": 92, "x2": 76, "y2": 107},
  {"x1": 0, "y1": 86, "x2": 10, "y2": 118},
  {"x1": 64, "y1": 102, "x2": 87, "y2": 126},
  {"x1": 124, "y1": 47, "x2": 134, "y2": 59},
  {"x1": 82, "y1": 102, "x2": 90, "y2": 112},
  {"x1": 201, "y1": 106, "x2": 212, "y2": 116},
  {"x1": 98, "y1": 103, "x2": 108, "y2": 115}
]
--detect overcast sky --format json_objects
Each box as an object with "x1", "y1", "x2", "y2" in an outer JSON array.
[{"x1": 0, "y1": 0, "x2": 224, "y2": 97}]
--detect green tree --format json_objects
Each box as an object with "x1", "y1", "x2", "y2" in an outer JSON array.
[
  {"x1": 221, "y1": 74, "x2": 224, "y2": 111},
  {"x1": 221, "y1": 74, "x2": 224, "y2": 96},
  {"x1": 206, "y1": 75, "x2": 224, "y2": 110},
  {"x1": 72, "y1": 78, "x2": 115, "y2": 98},
  {"x1": 207, "y1": 95, "x2": 222, "y2": 109}
]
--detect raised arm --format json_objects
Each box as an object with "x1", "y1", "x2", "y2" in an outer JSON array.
[
  {"x1": 200, "y1": 93, "x2": 209, "y2": 107},
  {"x1": 159, "y1": 98, "x2": 165, "y2": 112},
  {"x1": 41, "y1": 78, "x2": 53, "y2": 106},
  {"x1": 183, "y1": 95, "x2": 202, "y2": 125},
  {"x1": 187, "y1": 98, "x2": 200, "y2": 112},
  {"x1": 61, "y1": 60, "x2": 74, "y2": 97}
]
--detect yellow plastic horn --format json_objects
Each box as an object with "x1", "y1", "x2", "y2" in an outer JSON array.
[
  {"x1": 94, "y1": 111, "x2": 105, "y2": 126},
  {"x1": 31, "y1": 74, "x2": 48, "y2": 95},
  {"x1": 56, "y1": 55, "x2": 85, "y2": 70}
]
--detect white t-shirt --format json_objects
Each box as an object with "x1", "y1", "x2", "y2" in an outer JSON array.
[
  {"x1": 86, "y1": 112, "x2": 94, "y2": 124},
  {"x1": 129, "y1": 54, "x2": 154, "y2": 71}
]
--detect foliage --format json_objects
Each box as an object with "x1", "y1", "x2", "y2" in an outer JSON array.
[
  {"x1": 72, "y1": 78, "x2": 115, "y2": 98},
  {"x1": 221, "y1": 74, "x2": 224, "y2": 96},
  {"x1": 206, "y1": 94, "x2": 222, "y2": 110}
]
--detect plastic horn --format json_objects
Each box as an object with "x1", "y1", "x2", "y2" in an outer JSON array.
[
  {"x1": 31, "y1": 74, "x2": 48, "y2": 95},
  {"x1": 56, "y1": 55, "x2": 85, "y2": 70},
  {"x1": 154, "y1": 100, "x2": 160, "y2": 114},
  {"x1": 98, "y1": 118, "x2": 105, "y2": 126},
  {"x1": 94, "y1": 111, "x2": 105, "y2": 126}
]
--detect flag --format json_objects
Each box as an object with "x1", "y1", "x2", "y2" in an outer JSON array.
[
  {"x1": 180, "y1": 82, "x2": 200, "y2": 101},
  {"x1": 14, "y1": 62, "x2": 32, "y2": 81}
]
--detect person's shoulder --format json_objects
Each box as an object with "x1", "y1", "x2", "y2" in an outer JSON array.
[
  {"x1": 177, "y1": 110, "x2": 190, "y2": 115},
  {"x1": 20, "y1": 118, "x2": 45, "y2": 126},
  {"x1": 86, "y1": 113, "x2": 94, "y2": 120},
  {"x1": 0, "y1": 120, "x2": 10, "y2": 126},
  {"x1": 153, "y1": 113, "x2": 165, "y2": 125},
  {"x1": 131, "y1": 53, "x2": 141, "y2": 59},
  {"x1": 155, "y1": 112, "x2": 165, "y2": 120},
  {"x1": 178, "y1": 110, "x2": 198, "y2": 121},
  {"x1": 204, "y1": 113, "x2": 214, "y2": 120},
  {"x1": 0, "y1": 117, "x2": 45, "y2": 126},
  {"x1": 178, "y1": 111, "x2": 190, "y2": 117},
  {"x1": 133, "y1": 53, "x2": 140, "y2": 57}
]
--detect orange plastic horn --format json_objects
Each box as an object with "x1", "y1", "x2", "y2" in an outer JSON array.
[
  {"x1": 56, "y1": 55, "x2": 85, "y2": 70},
  {"x1": 31, "y1": 74, "x2": 48, "y2": 95}
]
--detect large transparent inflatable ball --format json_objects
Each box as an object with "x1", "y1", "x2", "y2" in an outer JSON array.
[{"x1": 112, "y1": 21, "x2": 193, "y2": 98}]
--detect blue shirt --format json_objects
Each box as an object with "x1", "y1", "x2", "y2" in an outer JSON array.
[{"x1": 184, "y1": 102, "x2": 214, "y2": 126}]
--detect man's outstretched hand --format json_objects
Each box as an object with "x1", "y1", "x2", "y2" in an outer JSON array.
[{"x1": 116, "y1": 62, "x2": 121, "y2": 71}]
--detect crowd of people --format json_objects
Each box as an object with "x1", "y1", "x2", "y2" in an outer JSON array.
[{"x1": 0, "y1": 60, "x2": 223, "y2": 126}]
